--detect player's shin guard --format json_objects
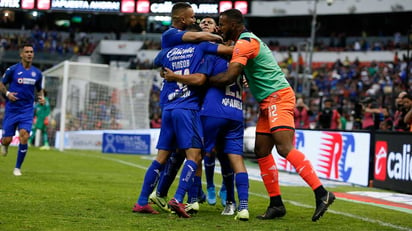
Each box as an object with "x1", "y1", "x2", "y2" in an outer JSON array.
[
  {"x1": 15, "y1": 144, "x2": 28, "y2": 169},
  {"x1": 188, "y1": 175, "x2": 201, "y2": 203},
  {"x1": 203, "y1": 154, "x2": 215, "y2": 188},
  {"x1": 173, "y1": 160, "x2": 197, "y2": 203},
  {"x1": 257, "y1": 155, "x2": 281, "y2": 197},
  {"x1": 138, "y1": 160, "x2": 165, "y2": 206},
  {"x1": 286, "y1": 148, "x2": 322, "y2": 190},
  {"x1": 236, "y1": 172, "x2": 249, "y2": 210},
  {"x1": 218, "y1": 154, "x2": 234, "y2": 203},
  {"x1": 157, "y1": 152, "x2": 185, "y2": 197}
]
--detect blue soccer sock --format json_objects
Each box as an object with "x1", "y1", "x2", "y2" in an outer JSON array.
[
  {"x1": 157, "y1": 152, "x2": 185, "y2": 197},
  {"x1": 203, "y1": 154, "x2": 215, "y2": 189},
  {"x1": 137, "y1": 160, "x2": 164, "y2": 206},
  {"x1": 187, "y1": 175, "x2": 201, "y2": 203},
  {"x1": 173, "y1": 160, "x2": 197, "y2": 203},
  {"x1": 236, "y1": 172, "x2": 249, "y2": 211},
  {"x1": 15, "y1": 144, "x2": 28, "y2": 169}
]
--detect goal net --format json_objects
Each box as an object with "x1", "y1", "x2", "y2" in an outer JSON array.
[{"x1": 43, "y1": 61, "x2": 156, "y2": 151}]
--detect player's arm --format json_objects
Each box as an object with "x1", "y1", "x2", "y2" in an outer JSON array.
[
  {"x1": 36, "y1": 88, "x2": 45, "y2": 105},
  {"x1": 162, "y1": 67, "x2": 207, "y2": 86},
  {"x1": 208, "y1": 62, "x2": 243, "y2": 87},
  {"x1": 209, "y1": 38, "x2": 255, "y2": 87},
  {"x1": 182, "y1": 31, "x2": 222, "y2": 43},
  {"x1": 216, "y1": 44, "x2": 233, "y2": 56},
  {"x1": 0, "y1": 69, "x2": 18, "y2": 101}
]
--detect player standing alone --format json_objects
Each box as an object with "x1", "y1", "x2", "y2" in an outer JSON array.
[{"x1": 0, "y1": 43, "x2": 45, "y2": 176}]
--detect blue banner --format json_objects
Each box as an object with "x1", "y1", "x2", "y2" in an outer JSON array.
[{"x1": 102, "y1": 133, "x2": 150, "y2": 155}]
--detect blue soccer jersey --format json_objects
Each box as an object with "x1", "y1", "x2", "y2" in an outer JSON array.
[
  {"x1": 2, "y1": 62, "x2": 43, "y2": 114},
  {"x1": 157, "y1": 42, "x2": 219, "y2": 111},
  {"x1": 200, "y1": 55, "x2": 243, "y2": 122},
  {"x1": 161, "y1": 27, "x2": 186, "y2": 49}
]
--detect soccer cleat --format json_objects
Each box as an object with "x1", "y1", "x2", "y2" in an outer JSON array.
[
  {"x1": 13, "y1": 168, "x2": 22, "y2": 176},
  {"x1": 168, "y1": 198, "x2": 191, "y2": 218},
  {"x1": 132, "y1": 203, "x2": 159, "y2": 214},
  {"x1": 40, "y1": 145, "x2": 50, "y2": 150},
  {"x1": 256, "y1": 205, "x2": 286, "y2": 220},
  {"x1": 149, "y1": 191, "x2": 171, "y2": 212},
  {"x1": 219, "y1": 188, "x2": 227, "y2": 207},
  {"x1": 221, "y1": 202, "x2": 236, "y2": 216},
  {"x1": 1, "y1": 144, "x2": 8, "y2": 157},
  {"x1": 312, "y1": 191, "x2": 336, "y2": 222},
  {"x1": 185, "y1": 202, "x2": 199, "y2": 214},
  {"x1": 207, "y1": 187, "x2": 216, "y2": 205},
  {"x1": 234, "y1": 209, "x2": 249, "y2": 221}
]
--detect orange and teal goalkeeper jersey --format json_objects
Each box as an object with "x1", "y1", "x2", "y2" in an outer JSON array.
[{"x1": 230, "y1": 32, "x2": 290, "y2": 102}]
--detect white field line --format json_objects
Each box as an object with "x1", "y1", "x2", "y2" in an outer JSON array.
[{"x1": 70, "y1": 153, "x2": 412, "y2": 231}]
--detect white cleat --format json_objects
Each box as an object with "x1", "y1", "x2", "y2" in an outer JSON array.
[
  {"x1": 221, "y1": 202, "x2": 236, "y2": 215},
  {"x1": 185, "y1": 202, "x2": 199, "y2": 214},
  {"x1": 149, "y1": 191, "x2": 171, "y2": 212},
  {"x1": 235, "y1": 209, "x2": 249, "y2": 221},
  {"x1": 13, "y1": 168, "x2": 22, "y2": 176}
]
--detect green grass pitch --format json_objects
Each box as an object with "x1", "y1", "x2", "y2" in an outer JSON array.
[{"x1": 0, "y1": 147, "x2": 411, "y2": 231}]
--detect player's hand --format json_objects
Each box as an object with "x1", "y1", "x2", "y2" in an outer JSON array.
[
  {"x1": 159, "y1": 67, "x2": 165, "y2": 78},
  {"x1": 242, "y1": 76, "x2": 249, "y2": 88},
  {"x1": 163, "y1": 67, "x2": 175, "y2": 81},
  {"x1": 7, "y1": 92, "x2": 18, "y2": 101}
]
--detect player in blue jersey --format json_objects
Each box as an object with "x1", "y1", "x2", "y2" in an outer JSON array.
[
  {"x1": 198, "y1": 16, "x2": 229, "y2": 207},
  {"x1": 163, "y1": 51, "x2": 250, "y2": 220},
  {"x1": 0, "y1": 44, "x2": 45, "y2": 176},
  {"x1": 133, "y1": 22, "x2": 232, "y2": 218},
  {"x1": 161, "y1": 2, "x2": 222, "y2": 49}
]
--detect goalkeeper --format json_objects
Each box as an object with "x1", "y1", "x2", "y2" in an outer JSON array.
[{"x1": 29, "y1": 89, "x2": 51, "y2": 150}]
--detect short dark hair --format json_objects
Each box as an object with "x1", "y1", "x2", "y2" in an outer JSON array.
[
  {"x1": 186, "y1": 23, "x2": 202, "y2": 32},
  {"x1": 172, "y1": 2, "x2": 192, "y2": 18},
  {"x1": 20, "y1": 43, "x2": 33, "y2": 50},
  {"x1": 220, "y1": 8, "x2": 244, "y2": 25}
]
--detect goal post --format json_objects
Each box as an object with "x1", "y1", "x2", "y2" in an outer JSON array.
[{"x1": 43, "y1": 61, "x2": 156, "y2": 151}]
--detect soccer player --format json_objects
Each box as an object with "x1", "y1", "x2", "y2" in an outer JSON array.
[
  {"x1": 0, "y1": 43, "x2": 46, "y2": 176},
  {"x1": 208, "y1": 9, "x2": 335, "y2": 222},
  {"x1": 163, "y1": 51, "x2": 250, "y2": 220},
  {"x1": 29, "y1": 89, "x2": 51, "y2": 150},
  {"x1": 133, "y1": 22, "x2": 232, "y2": 218},
  {"x1": 161, "y1": 2, "x2": 222, "y2": 49},
  {"x1": 198, "y1": 16, "x2": 228, "y2": 207}
]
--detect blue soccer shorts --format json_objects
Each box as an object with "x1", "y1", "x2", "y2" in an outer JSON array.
[
  {"x1": 201, "y1": 116, "x2": 244, "y2": 155},
  {"x1": 2, "y1": 110, "x2": 33, "y2": 137},
  {"x1": 156, "y1": 108, "x2": 203, "y2": 150}
]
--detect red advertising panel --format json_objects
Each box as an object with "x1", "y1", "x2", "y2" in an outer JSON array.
[
  {"x1": 121, "y1": 0, "x2": 135, "y2": 13},
  {"x1": 21, "y1": 0, "x2": 34, "y2": 9},
  {"x1": 374, "y1": 141, "x2": 387, "y2": 181},
  {"x1": 136, "y1": 0, "x2": 149, "y2": 13},
  {"x1": 234, "y1": 1, "x2": 248, "y2": 14},
  {"x1": 219, "y1": 1, "x2": 232, "y2": 13},
  {"x1": 373, "y1": 133, "x2": 412, "y2": 194},
  {"x1": 37, "y1": 0, "x2": 51, "y2": 10}
]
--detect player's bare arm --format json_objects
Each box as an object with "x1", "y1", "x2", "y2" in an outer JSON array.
[
  {"x1": 162, "y1": 67, "x2": 207, "y2": 86},
  {"x1": 217, "y1": 44, "x2": 234, "y2": 56},
  {"x1": 182, "y1": 31, "x2": 223, "y2": 43},
  {"x1": 0, "y1": 82, "x2": 18, "y2": 101},
  {"x1": 37, "y1": 89, "x2": 45, "y2": 105},
  {"x1": 208, "y1": 62, "x2": 243, "y2": 87}
]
